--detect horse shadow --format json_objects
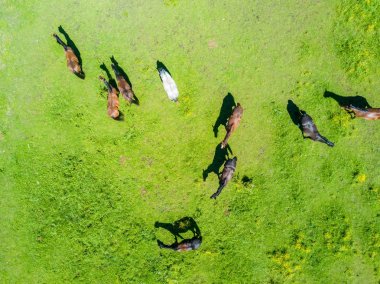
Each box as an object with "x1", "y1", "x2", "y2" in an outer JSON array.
[
  {"x1": 324, "y1": 91, "x2": 371, "y2": 108},
  {"x1": 156, "y1": 60, "x2": 171, "y2": 76},
  {"x1": 155, "y1": 217, "x2": 201, "y2": 241},
  {"x1": 100, "y1": 63, "x2": 117, "y2": 89},
  {"x1": 286, "y1": 99, "x2": 305, "y2": 135},
  {"x1": 203, "y1": 142, "x2": 233, "y2": 181},
  {"x1": 213, "y1": 93, "x2": 236, "y2": 137},
  {"x1": 110, "y1": 56, "x2": 139, "y2": 105},
  {"x1": 58, "y1": 26, "x2": 83, "y2": 72}
]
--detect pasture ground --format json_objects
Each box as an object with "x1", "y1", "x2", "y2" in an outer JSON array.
[{"x1": 0, "y1": 0, "x2": 379, "y2": 282}]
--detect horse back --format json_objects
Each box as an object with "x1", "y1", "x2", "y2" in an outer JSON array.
[{"x1": 107, "y1": 88, "x2": 120, "y2": 119}]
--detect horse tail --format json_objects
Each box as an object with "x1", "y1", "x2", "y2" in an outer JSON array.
[
  {"x1": 316, "y1": 134, "x2": 334, "y2": 147},
  {"x1": 210, "y1": 180, "x2": 227, "y2": 199},
  {"x1": 53, "y1": 33, "x2": 68, "y2": 50}
]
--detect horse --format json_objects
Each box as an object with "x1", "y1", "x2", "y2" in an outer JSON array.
[
  {"x1": 157, "y1": 63, "x2": 179, "y2": 102},
  {"x1": 344, "y1": 105, "x2": 380, "y2": 120},
  {"x1": 210, "y1": 157, "x2": 237, "y2": 199},
  {"x1": 111, "y1": 63, "x2": 137, "y2": 104},
  {"x1": 157, "y1": 236, "x2": 202, "y2": 252},
  {"x1": 221, "y1": 103, "x2": 243, "y2": 149},
  {"x1": 99, "y1": 76, "x2": 119, "y2": 119},
  {"x1": 203, "y1": 143, "x2": 232, "y2": 181},
  {"x1": 52, "y1": 33, "x2": 84, "y2": 79},
  {"x1": 300, "y1": 111, "x2": 334, "y2": 147}
]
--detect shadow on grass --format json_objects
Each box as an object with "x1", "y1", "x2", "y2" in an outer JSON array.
[
  {"x1": 324, "y1": 90, "x2": 371, "y2": 108},
  {"x1": 203, "y1": 142, "x2": 233, "y2": 181},
  {"x1": 155, "y1": 217, "x2": 201, "y2": 241},
  {"x1": 100, "y1": 63, "x2": 117, "y2": 89},
  {"x1": 156, "y1": 60, "x2": 171, "y2": 77},
  {"x1": 286, "y1": 99, "x2": 305, "y2": 135},
  {"x1": 213, "y1": 93, "x2": 236, "y2": 137}
]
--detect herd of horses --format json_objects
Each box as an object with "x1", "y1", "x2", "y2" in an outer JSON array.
[{"x1": 52, "y1": 28, "x2": 379, "y2": 252}]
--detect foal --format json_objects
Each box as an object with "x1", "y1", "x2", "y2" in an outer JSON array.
[
  {"x1": 221, "y1": 103, "x2": 243, "y2": 149},
  {"x1": 111, "y1": 63, "x2": 136, "y2": 104},
  {"x1": 344, "y1": 105, "x2": 380, "y2": 120},
  {"x1": 53, "y1": 33, "x2": 84, "y2": 79},
  {"x1": 300, "y1": 112, "x2": 334, "y2": 147},
  {"x1": 210, "y1": 157, "x2": 237, "y2": 199},
  {"x1": 99, "y1": 76, "x2": 120, "y2": 119}
]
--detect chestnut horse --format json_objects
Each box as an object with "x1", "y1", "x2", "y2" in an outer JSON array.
[
  {"x1": 99, "y1": 76, "x2": 119, "y2": 119},
  {"x1": 344, "y1": 105, "x2": 380, "y2": 120},
  {"x1": 111, "y1": 63, "x2": 136, "y2": 104},
  {"x1": 53, "y1": 33, "x2": 84, "y2": 79},
  {"x1": 221, "y1": 103, "x2": 243, "y2": 149}
]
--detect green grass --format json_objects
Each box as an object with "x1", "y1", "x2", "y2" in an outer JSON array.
[{"x1": 1, "y1": 0, "x2": 379, "y2": 283}]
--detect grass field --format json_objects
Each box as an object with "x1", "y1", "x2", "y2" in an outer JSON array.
[{"x1": 1, "y1": 0, "x2": 380, "y2": 283}]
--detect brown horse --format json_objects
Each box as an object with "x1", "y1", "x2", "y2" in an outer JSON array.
[
  {"x1": 157, "y1": 236, "x2": 202, "y2": 252},
  {"x1": 221, "y1": 103, "x2": 243, "y2": 149},
  {"x1": 53, "y1": 33, "x2": 84, "y2": 79},
  {"x1": 99, "y1": 76, "x2": 119, "y2": 119},
  {"x1": 210, "y1": 157, "x2": 237, "y2": 199},
  {"x1": 344, "y1": 105, "x2": 380, "y2": 120},
  {"x1": 300, "y1": 112, "x2": 334, "y2": 147},
  {"x1": 111, "y1": 63, "x2": 136, "y2": 104}
]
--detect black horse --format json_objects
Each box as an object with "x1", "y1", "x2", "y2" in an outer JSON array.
[
  {"x1": 210, "y1": 156, "x2": 237, "y2": 199},
  {"x1": 203, "y1": 143, "x2": 232, "y2": 181},
  {"x1": 287, "y1": 100, "x2": 334, "y2": 147},
  {"x1": 300, "y1": 111, "x2": 334, "y2": 147}
]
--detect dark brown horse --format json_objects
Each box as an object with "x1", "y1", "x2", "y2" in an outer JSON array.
[
  {"x1": 300, "y1": 112, "x2": 334, "y2": 147},
  {"x1": 157, "y1": 236, "x2": 202, "y2": 252},
  {"x1": 111, "y1": 63, "x2": 136, "y2": 104},
  {"x1": 53, "y1": 33, "x2": 84, "y2": 79},
  {"x1": 221, "y1": 103, "x2": 243, "y2": 149},
  {"x1": 210, "y1": 157, "x2": 237, "y2": 199},
  {"x1": 344, "y1": 105, "x2": 380, "y2": 120},
  {"x1": 99, "y1": 76, "x2": 119, "y2": 119}
]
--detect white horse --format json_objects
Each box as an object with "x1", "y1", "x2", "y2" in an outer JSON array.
[{"x1": 158, "y1": 67, "x2": 179, "y2": 102}]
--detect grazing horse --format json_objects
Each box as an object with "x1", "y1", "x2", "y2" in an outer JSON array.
[
  {"x1": 221, "y1": 103, "x2": 243, "y2": 149},
  {"x1": 203, "y1": 143, "x2": 232, "y2": 181},
  {"x1": 210, "y1": 157, "x2": 237, "y2": 199},
  {"x1": 157, "y1": 64, "x2": 179, "y2": 102},
  {"x1": 344, "y1": 105, "x2": 380, "y2": 120},
  {"x1": 111, "y1": 63, "x2": 136, "y2": 104},
  {"x1": 157, "y1": 236, "x2": 202, "y2": 252},
  {"x1": 300, "y1": 112, "x2": 334, "y2": 147},
  {"x1": 53, "y1": 33, "x2": 84, "y2": 79},
  {"x1": 99, "y1": 76, "x2": 119, "y2": 119}
]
